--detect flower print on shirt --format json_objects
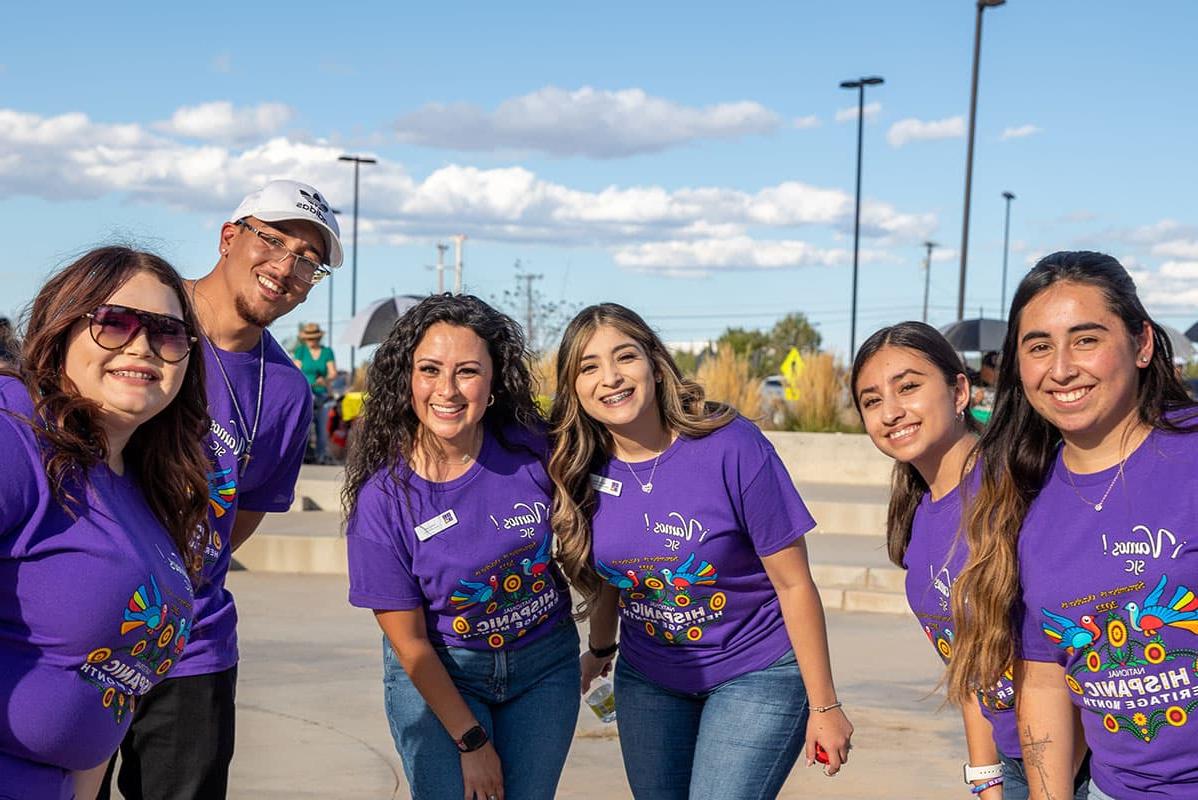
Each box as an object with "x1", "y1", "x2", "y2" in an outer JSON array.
[{"x1": 599, "y1": 552, "x2": 724, "y2": 646}]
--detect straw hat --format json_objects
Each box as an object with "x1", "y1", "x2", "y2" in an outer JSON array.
[{"x1": 299, "y1": 322, "x2": 325, "y2": 340}]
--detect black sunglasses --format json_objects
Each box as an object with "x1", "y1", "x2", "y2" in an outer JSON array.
[{"x1": 83, "y1": 304, "x2": 197, "y2": 363}]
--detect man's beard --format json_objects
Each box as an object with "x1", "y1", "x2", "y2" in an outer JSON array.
[{"x1": 234, "y1": 292, "x2": 284, "y2": 329}]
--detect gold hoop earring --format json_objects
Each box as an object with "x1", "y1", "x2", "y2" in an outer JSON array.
[{"x1": 487, "y1": 394, "x2": 495, "y2": 407}]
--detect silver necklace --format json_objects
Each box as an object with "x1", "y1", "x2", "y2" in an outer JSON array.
[
  {"x1": 622, "y1": 438, "x2": 671, "y2": 494},
  {"x1": 1063, "y1": 455, "x2": 1126, "y2": 512},
  {"x1": 205, "y1": 336, "x2": 265, "y2": 475}
]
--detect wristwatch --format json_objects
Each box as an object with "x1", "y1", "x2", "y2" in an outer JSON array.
[
  {"x1": 455, "y1": 725, "x2": 489, "y2": 753},
  {"x1": 963, "y1": 762, "x2": 1003, "y2": 784}
]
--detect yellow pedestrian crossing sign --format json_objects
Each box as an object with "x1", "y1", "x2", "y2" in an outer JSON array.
[{"x1": 780, "y1": 348, "x2": 804, "y2": 401}]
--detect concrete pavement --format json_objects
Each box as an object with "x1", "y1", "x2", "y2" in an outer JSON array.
[{"x1": 171, "y1": 572, "x2": 973, "y2": 799}]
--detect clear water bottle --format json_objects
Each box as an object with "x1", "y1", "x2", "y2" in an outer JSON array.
[{"x1": 584, "y1": 679, "x2": 617, "y2": 723}]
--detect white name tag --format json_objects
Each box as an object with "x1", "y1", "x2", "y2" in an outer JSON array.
[
  {"x1": 590, "y1": 474, "x2": 623, "y2": 497},
  {"x1": 415, "y1": 510, "x2": 459, "y2": 541}
]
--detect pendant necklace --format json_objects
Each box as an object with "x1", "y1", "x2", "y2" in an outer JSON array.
[
  {"x1": 622, "y1": 434, "x2": 672, "y2": 494},
  {"x1": 1064, "y1": 453, "x2": 1126, "y2": 513},
  {"x1": 205, "y1": 336, "x2": 265, "y2": 475}
]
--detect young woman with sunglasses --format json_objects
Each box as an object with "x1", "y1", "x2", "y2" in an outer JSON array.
[
  {"x1": 550, "y1": 303, "x2": 852, "y2": 799},
  {"x1": 0, "y1": 247, "x2": 210, "y2": 799},
  {"x1": 948, "y1": 252, "x2": 1198, "y2": 800}
]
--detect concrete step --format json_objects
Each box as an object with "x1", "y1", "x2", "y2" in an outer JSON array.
[
  {"x1": 806, "y1": 532, "x2": 908, "y2": 615},
  {"x1": 797, "y1": 481, "x2": 889, "y2": 537},
  {"x1": 289, "y1": 465, "x2": 345, "y2": 512}
]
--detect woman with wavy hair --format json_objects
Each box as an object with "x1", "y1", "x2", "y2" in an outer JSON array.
[
  {"x1": 0, "y1": 247, "x2": 209, "y2": 798},
  {"x1": 343, "y1": 294, "x2": 577, "y2": 800},
  {"x1": 947, "y1": 251, "x2": 1198, "y2": 800},
  {"x1": 550, "y1": 303, "x2": 852, "y2": 799}
]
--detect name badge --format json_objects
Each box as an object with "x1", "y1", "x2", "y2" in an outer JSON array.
[
  {"x1": 590, "y1": 474, "x2": 623, "y2": 497},
  {"x1": 415, "y1": 510, "x2": 459, "y2": 541}
]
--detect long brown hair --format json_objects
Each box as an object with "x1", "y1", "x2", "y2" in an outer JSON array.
[
  {"x1": 850, "y1": 322, "x2": 980, "y2": 568},
  {"x1": 4, "y1": 247, "x2": 211, "y2": 577},
  {"x1": 548, "y1": 303, "x2": 737, "y2": 616},
  {"x1": 946, "y1": 251, "x2": 1197, "y2": 704}
]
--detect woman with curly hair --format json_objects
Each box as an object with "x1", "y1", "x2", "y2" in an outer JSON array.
[
  {"x1": 947, "y1": 252, "x2": 1198, "y2": 800},
  {"x1": 549, "y1": 303, "x2": 852, "y2": 799},
  {"x1": 343, "y1": 294, "x2": 578, "y2": 800},
  {"x1": 0, "y1": 247, "x2": 210, "y2": 798}
]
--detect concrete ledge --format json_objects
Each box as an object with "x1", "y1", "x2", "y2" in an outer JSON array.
[
  {"x1": 236, "y1": 534, "x2": 347, "y2": 575},
  {"x1": 844, "y1": 589, "x2": 910, "y2": 615},
  {"x1": 763, "y1": 431, "x2": 893, "y2": 487}
]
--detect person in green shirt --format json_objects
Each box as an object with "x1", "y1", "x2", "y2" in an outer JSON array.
[{"x1": 292, "y1": 322, "x2": 337, "y2": 462}]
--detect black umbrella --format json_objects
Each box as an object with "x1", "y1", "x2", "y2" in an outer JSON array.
[
  {"x1": 338, "y1": 295, "x2": 424, "y2": 347},
  {"x1": 939, "y1": 318, "x2": 1007, "y2": 353},
  {"x1": 1185, "y1": 322, "x2": 1198, "y2": 343}
]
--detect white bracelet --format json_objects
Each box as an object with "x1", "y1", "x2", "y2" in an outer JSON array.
[{"x1": 963, "y1": 762, "x2": 1004, "y2": 784}]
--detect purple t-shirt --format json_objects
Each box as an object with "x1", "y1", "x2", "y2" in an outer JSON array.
[
  {"x1": 1018, "y1": 422, "x2": 1198, "y2": 798},
  {"x1": 346, "y1": 425, "x2": 570, "y2": 650},
  {"x1": 0, "y1": 377, "x2": 195, "y2": 792},
  {"x1": 590, "y1": 416, "x2": 816, "y2": 693},
  {"x1": 903, "y1": 469, "x2": 1020, "y2": 756},
  {"x1": 173, "y1": 332, "x2": 311, "y2": 677}
]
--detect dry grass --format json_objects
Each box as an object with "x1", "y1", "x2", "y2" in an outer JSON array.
[
  {"x1": 695, "y1": 344, "x2": 762, "y2": 418},
  {"x1": 532, "y1": 351, "x2": 557, "y2": 417},
  {"x1": 780, "y1": 351, "x2": 861, "y2": 433}
]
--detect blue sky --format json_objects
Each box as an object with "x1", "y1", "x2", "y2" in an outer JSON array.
[{"x1": 4, "y1": 1, "x2": 1197, "y2": 364}]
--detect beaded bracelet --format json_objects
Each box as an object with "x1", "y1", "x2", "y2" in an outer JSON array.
[{"x1": 970, "y1": 776, "x2": 1004, "y2": 795}]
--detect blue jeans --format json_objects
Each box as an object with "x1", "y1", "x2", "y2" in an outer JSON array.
[
  {"x1": 1087, "y1": 782, "x2": 1117, "y2": 800},
  {"x1": 382, "y1": 619, "x2": 580, "y2": 800},
  {"x1": 613, "y1": 650, "x2": 808, "y2": 800},
  {"x1": 1000, "y1": 750, "x2": 1090, "y2": 800}
]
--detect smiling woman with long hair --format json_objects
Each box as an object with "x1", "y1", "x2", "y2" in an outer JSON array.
[
  {"x1": 550, "y1": 302, "x2": 853, "y2": 799},
  {"x1": 0, "y1": 247, "x2": 210, "y2": 799},
  {"x1": 947, "y1": 251, "x2": 1198, "y2": 800}
]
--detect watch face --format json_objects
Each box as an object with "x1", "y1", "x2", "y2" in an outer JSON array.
[{"x1": 460, "y1": 726, "x2": 488, "y2": 751}]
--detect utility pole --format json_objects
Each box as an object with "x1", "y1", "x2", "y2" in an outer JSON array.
[
  {"x1": 337, "y1": 154, "x2": 377, "y2": 372},
  {"x1": 435, "y1": 242, "x2": 448, "y2": 293},
  {"x1": 514, "y1": 264, "x2": 543, "y2": 345},
  {"x1": 922, "y1": 241, "x2": 938, "y2": 323},
  {"x1": 452, "y1": 234, "x2": 467, "y2": 293}
]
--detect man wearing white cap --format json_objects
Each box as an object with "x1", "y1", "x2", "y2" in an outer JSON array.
[{"x1": 101, "y1": 180, "x2": 344, "y2": 800}]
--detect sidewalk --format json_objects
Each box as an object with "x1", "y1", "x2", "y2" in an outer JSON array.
[{"x1": 203, "y1": 571, "x2": 969, "y2": 799}]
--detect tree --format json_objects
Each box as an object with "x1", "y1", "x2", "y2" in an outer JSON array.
[
  {"x1": 492, "y1": 260, "x2": 578, "y2": 355},
  {"x1": 715, "y1": 312, "x2": 822, "y2": 379}
]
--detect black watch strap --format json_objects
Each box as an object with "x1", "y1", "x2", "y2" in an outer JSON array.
[
  {"x1": 455, "y1": 724, "x2": 489, "y2": 753},
  {"x1": 588, "y1": 641, "x2": 618, "y2": 658}
]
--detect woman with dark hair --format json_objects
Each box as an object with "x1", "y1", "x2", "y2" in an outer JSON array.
[
  {"x1": 550, "y1": 303, "x2": 852, "y2": 799},
  {"x1": 343, "y1": 294, "x2": 578, "y2": 800},
  {"x1": 947, "y1": 251, "x2": 1198, "y2": 800},
  {"x1": 0, "y1": 247, "x2": 209, "y2": 798},
  {"x1": 852, "y1": 322, "x2": 1065, "y2": 799}
]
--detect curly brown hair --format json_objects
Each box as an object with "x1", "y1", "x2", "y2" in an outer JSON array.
[
  {"x1": 3, "y1": 247, "x2": 211, "y2": 577},
  {"x1": 341, "y1": 293, "x2": 545, "y2": 517}
]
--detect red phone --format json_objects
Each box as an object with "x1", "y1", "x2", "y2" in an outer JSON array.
[{"x1": 814, "y1": 743, "x2": 830, "y2": 765}]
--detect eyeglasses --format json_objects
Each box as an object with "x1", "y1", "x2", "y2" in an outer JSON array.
[
  {"x1": 83, "y1": 304, "x2": 196, "y2": 363},
  {"x1": 236, "y1": 220, "x2": 330, "y2": 285}
]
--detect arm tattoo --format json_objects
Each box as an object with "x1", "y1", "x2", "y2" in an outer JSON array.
[{"x1": 1021, "y1": 725, "x2": 1058, "y2": 800}]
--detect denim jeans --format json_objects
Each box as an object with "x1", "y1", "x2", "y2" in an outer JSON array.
[
  {"x1": 613, "y1": 650, "x2": 808, "y2": 800},
  {"x1": 1000, "y1": 749, "x2": 1090, "y2": 800},
  {"x1": 382, "y1": 619, "x2": 580, "y2": 800},
  {"x1": 1087, "y1": 782, "x2": 1118, "y2": 800}
]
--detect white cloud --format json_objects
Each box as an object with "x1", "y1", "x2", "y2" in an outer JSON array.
[
  {"x1": 835, "y1": 102, "x2": 881, "y2": 123},
  {"x1": 887, "y1": 116, "x2": 964, "y2": 147},
  {"x1": 1158, "y1": 260, "x2": 1198, "y2": 279},
  {"x1": 1000, "y1": 124, "x2": 1042, "y2": 140},
  {"x1": 394, "y1": 86, "x2": 780, "y2": 158},
  {"x1": 1152, "y1": 239, "x2": 1198, "y2": 259},
  {"x1": 793, "y1": 115, "x2": 821, "y2": 129},
  {"x1": 156, "y1": 102, "x2": 294, "y2": 143},
  {"x1": 0, "y1": 106, "x2": 940, "y2": 275}
]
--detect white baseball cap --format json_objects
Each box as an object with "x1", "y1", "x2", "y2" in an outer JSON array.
[{"x1": 228, "y1": 180, "x2": 344, "y2": 268}]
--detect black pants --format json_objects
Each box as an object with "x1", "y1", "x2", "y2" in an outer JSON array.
[{"x1": 98, "y1": 666, "x2": 237, "y2": 800}]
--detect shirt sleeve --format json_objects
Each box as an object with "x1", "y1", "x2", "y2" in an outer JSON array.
[
  {"x1": 0, "y1": 414, "x2": 39, "y2": 539},
  {"x1": 345, "y1": 480, "x2": 424, "y2": 610},
  {"x1": 733, "y1": 425, "x2": 817, "y2": 556},
  {"x1": 238, "y1": 390, "x2": 312, "y2": 513}
]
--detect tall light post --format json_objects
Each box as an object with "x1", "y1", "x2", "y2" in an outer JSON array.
[
  {"x1": 922, "y1": 241, "x2": 938, "y2": 323},
  {"x1": 338, "y1": 154, "x2": 377, "y2": 372},
  {"x1": 956, "y1": 0, "x2": 1006, "y2": 322},
  {"x1": 839, "y1": 75, "x2": 884, "y2": 355},
  {"x1": 327, "y1": 207, "x2": 342, "y2": 356},
  {"x1": 1000, "y1": 191, "x2": 1015, "y2": 317}
]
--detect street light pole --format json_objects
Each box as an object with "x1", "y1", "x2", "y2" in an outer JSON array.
[
  {"x1": 956, "y1": 0, "x2": 1006, "y2": 322},
  {"x1": 922, "y1": 241, "x2": 938, "y2": 323},
  {"x1": 1001, "y1": 191, "x2": 1015, "y2": 317},
  {"x1": 327, "y1": 207, "x2": 342, "y2": 360},
  {"x1": 839, "y1": 75, "x2": 884, "y2": 356},
  {"x1": 338, "y1": 154, "x2": 377, "y2": 373}
]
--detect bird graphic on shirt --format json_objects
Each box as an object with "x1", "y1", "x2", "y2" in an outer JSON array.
[
  {"x1": 173, "y1": 617, "x2": 191, "y2": 655},
  {"x1": 595, "y1": 560, "x2": 640, "y2": 590},
  {"x1": 206, "y1": 467, "x2": 237, "y2": 518},
  {"x1": 521, "y1": 537, "x2": 552, "y2": 578},
  {"x1": 1125, "y1": 574, "x2": 1198, "y2": 638},
  {"x1": 450, "y1": 576, "x2": 499, "y2": 609},
  {"x1": 1040, "y1": 609, "x2": 1102, "y2": 652},
  {"x1": 121, "y1": 575, "x2": 168, "y2": 636},
  {"x1": 660, "y1": 553, "x2": 718, "y2": 590}
]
